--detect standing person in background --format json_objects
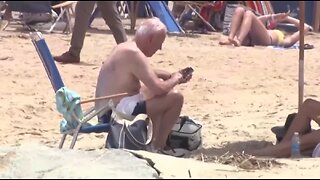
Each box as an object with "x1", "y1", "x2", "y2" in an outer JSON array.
[{"x1": 54, "y1": 1, "x2": 127, "y2": 64}]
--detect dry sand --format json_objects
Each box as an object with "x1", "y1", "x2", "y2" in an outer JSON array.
[{"x1": 1, "y1": 16, "x2": 320, "y2": 178}]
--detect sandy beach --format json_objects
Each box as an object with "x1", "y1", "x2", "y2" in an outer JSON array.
[{"x1": 1, "y1": 14, "x2": 320, "y2": 178}]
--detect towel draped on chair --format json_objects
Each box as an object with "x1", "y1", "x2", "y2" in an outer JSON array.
[{"x1": 56, "y1": 87, "x2": 84, "y2": 133}]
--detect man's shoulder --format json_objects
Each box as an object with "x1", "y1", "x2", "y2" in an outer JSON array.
[{"x1": 115, "y1": 43, "x2": 145, "y2": 62}]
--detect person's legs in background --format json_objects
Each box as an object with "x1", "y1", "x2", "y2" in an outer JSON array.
[
  {"x1": 88, "y1": 6, "x2": 100, "y2": 28},
  {"x1": 69, "y1": 1, "x2": 96, "y2": 60},
  {"x1": 228, "y1": 6, "x2": 245, "y2": 44},
  {"x1": 249, "y1": 99, "x2": 320, "y2": 158},
  {"x1": 54, "y1": 1, "x2": 96, "y2": 63},
  {"x1": 97, "y1": 1, "x2": 127, "y2": 44},
  {"x1": 282, "y1": 99, "x2": 320, "y2": 142},
  {"x1": 236, "y1": 10, "x2": 271, "y2": 46}
]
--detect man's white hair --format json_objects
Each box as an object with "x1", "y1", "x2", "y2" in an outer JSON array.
[{"x1": 135, "y1": 17, "x2": 167, "y2": 37}]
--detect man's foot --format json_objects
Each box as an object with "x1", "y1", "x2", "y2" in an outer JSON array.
[
  {"x1": 159, "y1": 147, "x2": 186, "y2": 157},
  {"x1": 148, "y1": 145, "x2": 186, "y2": 157},
  {"x1": 53, "y1": 51, "x2": 80, "y2": 64}
]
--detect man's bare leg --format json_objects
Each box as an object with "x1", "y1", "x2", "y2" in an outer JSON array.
[
  {"x1": 145, "y1": 90, "x2": 184, "y2": 150},
  {"x1": 228, "y1": 7, "x2": 245, "y2": 44},
  {"x1": 149, "y1": 116, "x2": 161, "y2": 150}
]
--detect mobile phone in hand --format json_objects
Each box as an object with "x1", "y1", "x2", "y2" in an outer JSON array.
[{"x1": 181, "y1": 67, "x2": 194, "y2": 78}]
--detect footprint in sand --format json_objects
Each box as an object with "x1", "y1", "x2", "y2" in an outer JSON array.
[
  {"x1": 17, "y1": 34, "x2": 29, "y2": 39},
  {"x1": 216, "y1": 123, "x2": 226, "y2": 130},
  {"x1": 17, "y1": 131, "x2": 42, "y2": 136},
  {"x1": 0, "y1": 56, "x2": 13, "y2": 61},
  {"x1": 73, "y1": 74, "x2": 84, "y2": 79}
]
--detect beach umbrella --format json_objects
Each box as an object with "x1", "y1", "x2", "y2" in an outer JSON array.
[{"x1": 298, "y1": 1, "x2": 305, "y2": 108}]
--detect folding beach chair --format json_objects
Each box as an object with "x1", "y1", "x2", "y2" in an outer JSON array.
[
  {"x1": 30, "y1": 31, "x2": 127, "y2": 149},
  {"x1": 48, "y1": 1, "x2": 76, "y2": 34},
  {"x1": 1, "y1": 1, "x2": 55, "y2": 31}
]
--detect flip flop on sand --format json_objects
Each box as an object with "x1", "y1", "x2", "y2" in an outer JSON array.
[{"x1": 304, "y1": 43, "x2": 314, "y2": 50}]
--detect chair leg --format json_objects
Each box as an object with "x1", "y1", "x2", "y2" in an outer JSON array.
[
  {"x1": 59, "y1": 134, "x2": 67, "y2": 149},
  {"x1": 0, "y1": 19, "x2": 10, "y2": 31},
  {"x1": 48, "y1": 8, "x2": 66, "y2": 33},
  {"x1": 69, "y1": 123, "x2": 82, "y2": 149}
]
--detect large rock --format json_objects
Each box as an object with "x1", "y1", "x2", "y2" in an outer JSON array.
[{"x1": 0, "y1": 144, "x2": 159, "y2": 179}]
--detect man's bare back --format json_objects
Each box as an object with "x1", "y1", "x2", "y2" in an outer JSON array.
[{"x1": 95, "y1": 41, "x2": 143, "y2": 106}]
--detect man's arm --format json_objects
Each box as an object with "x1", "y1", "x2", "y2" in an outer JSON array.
[
  {"x1": 131, "y1": 51, "x2": 182, "y2": 96},
  {"x1": 154, "y1": 69, "x2": 172, "y2": 80}
]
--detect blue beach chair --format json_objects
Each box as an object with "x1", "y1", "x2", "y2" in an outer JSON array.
[{"x1": 30, "y1": 32, "x2": 119, "y2": 149}]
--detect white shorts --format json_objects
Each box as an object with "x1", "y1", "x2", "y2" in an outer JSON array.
[{"x1": 115, "y1": 93, "x2": 146, "y2": 118}]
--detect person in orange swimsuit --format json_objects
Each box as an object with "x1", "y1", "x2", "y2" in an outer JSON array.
[{"x1": 219, "y1": 6, "x2": 313, "y2": 47}]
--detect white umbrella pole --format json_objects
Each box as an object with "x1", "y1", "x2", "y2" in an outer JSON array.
[{"x1": 298, "y1": 1, "x2": 305, "y2": 109}]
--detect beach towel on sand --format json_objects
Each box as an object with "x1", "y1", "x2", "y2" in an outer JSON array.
[
  {"x1": 268, "y1": 43, "x2": 314, "y2": 50},
  {"x1": 56, "y1": 87, "x2": 83, "y2": 133}
]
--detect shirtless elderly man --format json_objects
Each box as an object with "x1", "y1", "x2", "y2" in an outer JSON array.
[{"x1": 95, "y1": 17, "x2": 192, "y2": 156}]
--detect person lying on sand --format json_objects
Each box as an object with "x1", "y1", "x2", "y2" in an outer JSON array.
[
  {"x1": 219, "y1": 6, "x2": 313, "y2": 47},
  {"x1": 248, "y1": 98, "x2": 320, "y2": 158},
  {"x1": 94, "y1": 17, "x2": 193, "y2": 157}
]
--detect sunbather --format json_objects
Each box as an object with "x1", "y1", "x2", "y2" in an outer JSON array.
[
  {"x1": 95, "y1": 17, "x2": 193, "y2": 157},
  {"x1": 249, "y1": 98, "x2": 320, "y2": 158},
  {"x1": 219, "y1": 6, "x2": 313, "y2": 47}
]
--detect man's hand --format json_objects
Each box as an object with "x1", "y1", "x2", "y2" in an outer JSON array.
[
  {"x1": 178, "y1": 67, "x2": 193, "y2": 84},
  {"x1": 179, "y1": 73, "x2": 192, "y2": 84},
  {"x1": 171, "y1": 71, "x2": 192, "y2": 84}
]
